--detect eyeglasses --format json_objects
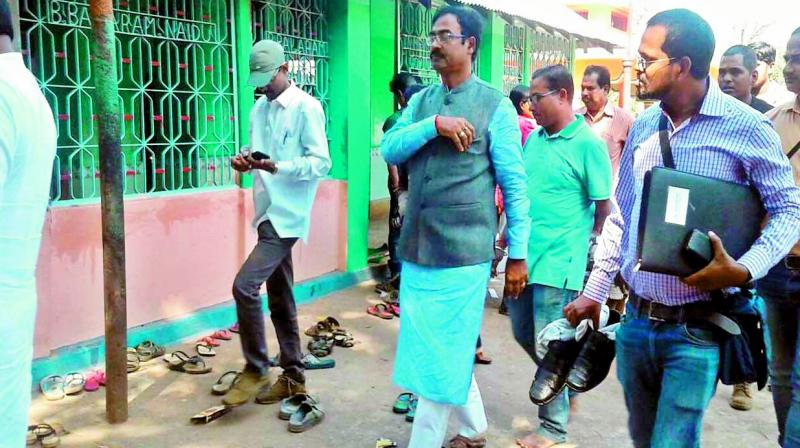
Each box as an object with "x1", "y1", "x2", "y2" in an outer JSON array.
[
  {"x1": 636, "y1": 56, "x2": 677, "y2": 73},
  {"x1": 530, "y1": 90, "x2": 558, "y2": 104},
  {"x1": 428, "y1": 31, "x2": 468, "y2": 46}
]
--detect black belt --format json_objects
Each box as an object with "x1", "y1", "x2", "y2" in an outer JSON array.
[
  {"x1": 629, "y1": 293, "x2": 715, "y2": 324},
  {"x1": 785, "y1": 255, "x2": 800, "y2": 271}
]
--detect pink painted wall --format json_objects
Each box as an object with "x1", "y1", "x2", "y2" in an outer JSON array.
[{"x1": 33, "y1": 181, "x2": 348, "y2": 358}]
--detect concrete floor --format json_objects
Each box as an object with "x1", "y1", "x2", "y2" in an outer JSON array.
[{"x1": 29, "y1": 277, "x2": 780, "y2": 448}]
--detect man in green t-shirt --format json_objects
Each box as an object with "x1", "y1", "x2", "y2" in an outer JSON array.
[{"x1": 507, "y1": 65, "x2": 612, "y2": 448}]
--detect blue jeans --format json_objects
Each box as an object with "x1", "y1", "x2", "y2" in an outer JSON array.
[
  {"x1": 507, "y1": 283, "x2": 577, "y2": 443},
  {"x1": 616, "y1": 304, "x2": 719, "y2": 448},
  {"x1": 757, "y1": 262, "x2": 800, "y2": 447}
]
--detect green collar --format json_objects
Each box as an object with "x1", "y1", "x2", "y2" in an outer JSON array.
[{"x1": 540, "y1": 115, "x2": 585, "y2": 140}]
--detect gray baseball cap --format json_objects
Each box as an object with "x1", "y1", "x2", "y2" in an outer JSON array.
[{"x1": 248, "y1": 40, "x2": 286, "y2": 87}]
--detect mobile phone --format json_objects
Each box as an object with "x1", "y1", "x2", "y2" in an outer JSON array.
[
  {"x1": 250, "y1": 151, "x2": 270, "y2": 161},
  {"x1": 683, "y1": 229, "x2": 713, "y2": 270}
]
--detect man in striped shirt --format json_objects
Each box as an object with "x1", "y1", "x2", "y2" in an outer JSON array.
[{"x1": 564, "y1": 9, "x2": 800, "y2": 447}]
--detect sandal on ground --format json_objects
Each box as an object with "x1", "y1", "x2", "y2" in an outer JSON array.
[
  {"x1": 39, "y1": 375, "x2": 65, "y2": 401},
  {"x1": 197, "y1": 336, "x2": 221, "y2": 347},
  {"x1": 164, "y1": 351, "x2": 212, "y2": 374},
  {"x1": 279, "y1": 393, "x2": 320, "y2": 420},
  {"x1": 474, "y1": 351, "x2": 493, "y2": 365},
  {"x1": 288, "y1": 399, "x2": 326, "y2": 433},
  {"x1": 375, "y1": 439, "x2": 398, "y2": 448},
  {"x1": 405, "y1": 396, "x2": 418, "y2": 422},
  {"x1": 211, "y1": 371, "x2": 241, "y2": 395},
  {"x1": 392, "y1": 392, "x2": 414, "y2": 414},
  {"x1": 307, "y1": 337, "x2": 334, "y2": 358},
  {"x1": 134, "y1": 340, "x2": 166, "y2": 362},
  {"x1": 127, "y1": 349, "x2": 141, "y2": 373},
  {"x1": 333, "y1": 332, "x2": 354, "y2": 348},
  {"x1": 302, "y1": 353, "x2": 335, "y2": 370},
  {"x1": 210, "y1": 330, "x2": 233, "y2": 341},
  {"x1": 63, "y1": 372, "x2": 85, "y2": 395},
  {"x1": 229, "y1": 323, "x2": 239, "y2": 333},
  {"x1": 304, "y1": 316, "x2": 341, "y2": 338},
  {"x1": 367, "y1": 303, "x2": 394, "y2": 320},
  {"x1": 28, "y1": 424, "x2": 59, "y2": 447},
  {"x1": 448, "y1": 434, "x2": 487, "y2": 448},
  {"x1": 84, "y1": 370, "x2": 105, "y2": 392},
  {"x1": 190, "y1": 405, "x2": 233, "y2": 424},
  {"x1": 196, "y1": 343, "x2": 216, "y2": 357}
]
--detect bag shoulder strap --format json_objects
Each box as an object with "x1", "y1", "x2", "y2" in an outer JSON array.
[
  {"x1": 787, "y1": 139, "x2": 800, "y2": 160},
  {"x1": 658, "y1": 114, "x2": 676, "y2": 169}
]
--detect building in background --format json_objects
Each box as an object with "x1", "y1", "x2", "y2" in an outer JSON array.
[{"x1": 7, "y1": 0, "x2": 619, "y2": 385}]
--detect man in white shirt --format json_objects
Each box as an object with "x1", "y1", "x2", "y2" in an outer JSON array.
[
  {"x1": 0, "y1": 1, "x2": 58, "y2": 444},
  {"x1": 222, "y1": 40, "x2": 331, "y2": 409},
  {"x1": 749, "y1": 41, "x2": 796, "y2": 107}
]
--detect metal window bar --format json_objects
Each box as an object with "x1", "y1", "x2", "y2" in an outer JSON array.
[
  {"x1": 20, "y1": 0, "x2": 238, "y2": 203},
  {"x1": 503, "y1": 21, "x2": 525, "y2": 95},
  {"x1": 529, "y1": 27, "x2": 574, "y2": 74},
  {"x1": 251, "y1": 0, "x2": 330, "y2": 133}
]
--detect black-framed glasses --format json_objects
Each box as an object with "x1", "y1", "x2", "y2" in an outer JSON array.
[
  {"x1": 530, "y1": 90, "x2": 558, "y2": 104},
  {"x1": 428, "y1": 31, "x2": 468, "y2": 46},
  {"x1": 636, "y1": 56, "x2": 677, "y2": 73}
]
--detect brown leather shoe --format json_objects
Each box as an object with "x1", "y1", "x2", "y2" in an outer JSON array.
[
  {"x1": 221, "y1": 369, "x2": 270, "y2": 406},
  {"x1": 730, "y1": 382, "x2": 753, "y2": 411},
  {"x1": 255, "y1": 373, "x2": 307, "y2": 404},
  {"x1": 447, "y1": 434, "x2": 487, "y2": 448}
]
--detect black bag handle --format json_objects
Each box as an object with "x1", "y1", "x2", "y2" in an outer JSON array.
[
  {"x1": 658, "y1": 114, "x2": 676, "y2": 169},
  {"x1": 787, "y1": 139, "x2": 800, "y2": 160}
]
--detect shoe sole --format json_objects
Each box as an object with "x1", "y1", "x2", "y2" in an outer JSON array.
[
  {"x1": 255, "y1": 396, "x2": 285, "y2": 405},
  {"x1": 288, "y1": 414, "x2": 324, "y2": 433},
  {"x1": 730, "y1": 401, "x2": 753, "y2": 411}
]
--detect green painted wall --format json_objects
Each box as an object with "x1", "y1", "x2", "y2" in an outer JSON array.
[
  {"x1": 369, "y1": 0, "x2": 398, "y2": 202},
  {"x1": 478, "y1": 11, "x2": 506, "y2": 90},
  {"x1": 330, "y1": 0, "x2": 372, "y2": 271}
]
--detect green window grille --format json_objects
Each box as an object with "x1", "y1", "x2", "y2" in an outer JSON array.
[
  {"x1": 20, "y1": 0, "x2": 239, "y2": 203},
  {"x1": 502, "y1": 21, "x2": 525, "y2": 95},
  {"x1": 530, "y1": 28, "x2": 575, "y2": 74},
  {"x1": 251, "y1": 0, "x2": 330, "y2": 132},
  {"x1": 398, "y1": 0, "x2": 440, "y2": 86}
]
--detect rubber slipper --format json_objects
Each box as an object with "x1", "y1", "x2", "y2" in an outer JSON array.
[
  {"x1": 367, "y1": 303, "x2": 394, "y2": 320},
  {"x1": 164, "y1": 351, "x2": 212, "y2": 374},
  {"x1": 211, "y1": 371, "x2": 241, "y2": 395},
  {"x1": 63, "y1": 372, "x2": 85, "y2": 395},
  {"x1": 127, "y1": 349, "x2": 141, "y2": 373},
  {"x1": 387, "y1": 303, "x2": 400, "y2": 317},
  {"x1": 333, "y1": 332, "x2": 354, "y2": 348},
  {"x1": 279, "y1": 393, "x2": 320, "y2": 420},
  {"x1": 197, "y1": 336, "x2": 221, "y2": 347},
  {"x1": 288, "y1": 399, "x2": 326, "y2": 433},
  {"x1": 229, "y1": 323, "x2": 239, "y2": 333},
  {"x1": 135, "y1": 340, "x2": 166, "y2": 362},
  {"x1": 405, "y1": 396, "x2": 418, "y2": 422},
  {"x1": 302, "y1": 353, "x2": 335, "y2": 370},
  {"x1": 475, "y1": 351, "x2": 493, "y2": 365},
  {"x1": 28, "y1": 424, "x2": 59, "y2": 447},
  {"x1": 210, "y1": 330, "x2": 232, "y2": 341},
  {"x1": 84, "y1": 370, "x2": 104, "y2": 392},
  {"x1": 307, "y1": 337, "x2": 334, "y2": 358},
  {"x1": 191, "y1": 405, "x2": 232, "y2": 424},
  {"x1": 39, "y1": 375, "x2": 65, "y2": 401},
  {"x1": 392, "y1": 392, "x2": 414, "y2": 414},
  {"x1": 196, "y1": 343, "x2": 216, "y2": 357},
  {"x1": 376, "y1": 439, "x2": 398, "y2": 448}
]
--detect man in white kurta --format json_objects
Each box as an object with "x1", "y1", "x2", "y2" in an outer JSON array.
[{"x1": 0, "y1": 4, "x2": 58, "y2": 444}]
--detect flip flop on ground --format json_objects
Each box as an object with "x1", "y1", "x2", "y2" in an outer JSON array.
[{"x1": 164, "y1": 351, "x2": 212, "y2": 374}]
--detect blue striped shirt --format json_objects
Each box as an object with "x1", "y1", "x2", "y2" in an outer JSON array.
[{"x1": 584, "y1": 81, "x2": 800, "y2": 306}]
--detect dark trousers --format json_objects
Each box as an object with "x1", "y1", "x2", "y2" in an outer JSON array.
[
  {"x1": 232, "y1": 221, "x2": 303, "y2": 380},
  {"x1": 388, "y1": 191, "x2": 402, "y2": 277}
]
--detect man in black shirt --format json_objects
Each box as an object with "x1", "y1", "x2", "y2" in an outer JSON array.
[{"x1": 719, "y1": 45, "x2": 774, "y2": 114}]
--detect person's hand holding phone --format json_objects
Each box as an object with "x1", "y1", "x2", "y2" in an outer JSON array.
[{"x1": 232, "y1": 147, "x2": 252, "y2": 173}]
